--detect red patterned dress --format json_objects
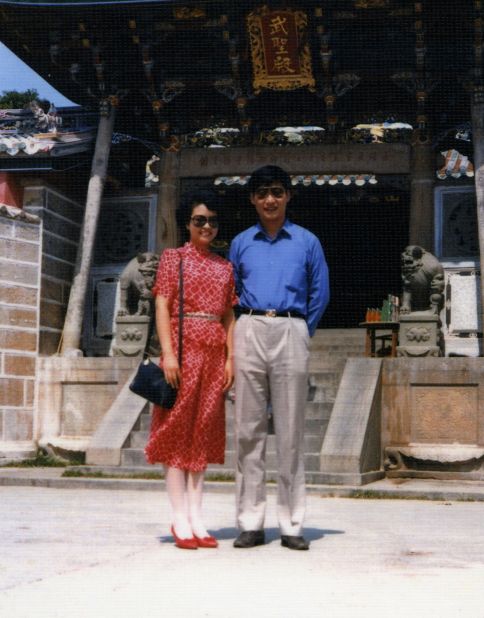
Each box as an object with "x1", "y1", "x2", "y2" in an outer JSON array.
[{"x1": 145, "y1": 242, "x2": 237, "y2": 471}]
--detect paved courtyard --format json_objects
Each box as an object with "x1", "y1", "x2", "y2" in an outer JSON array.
[{"x1": 1, "y1": 484, "x2": 484, "y2": 618}]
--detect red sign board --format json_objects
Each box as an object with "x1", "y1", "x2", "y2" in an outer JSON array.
[{"x1": 248, "y1": 8, "x2": 315, "y2": 93}]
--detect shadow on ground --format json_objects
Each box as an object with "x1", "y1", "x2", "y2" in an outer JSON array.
[{"x1": 158, "y1": 526, "x2": 344, "y2": 544}]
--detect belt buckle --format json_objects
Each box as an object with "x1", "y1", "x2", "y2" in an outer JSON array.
[{"x1": 265, "y1": 309, "x2": 277, "y2": 317}]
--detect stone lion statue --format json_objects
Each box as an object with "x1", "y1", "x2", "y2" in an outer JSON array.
[
  {"x1": 400, "y1": 245, "x2": 445, "y2": 315},
  {"x1": 117, "y1": 252, "x2": 160, "y2": 317}
]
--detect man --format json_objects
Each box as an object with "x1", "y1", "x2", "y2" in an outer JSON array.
[{"x1": 229, "y1": 165, "x2": 330, "y2": 551}]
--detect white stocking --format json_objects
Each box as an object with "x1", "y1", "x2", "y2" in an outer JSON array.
[
  {"x1": 164, "y1": 466, "x2": 192, "y2": 539},
  {"x1": 187, "y1": 470, "x2": 208, "y2": 538}
]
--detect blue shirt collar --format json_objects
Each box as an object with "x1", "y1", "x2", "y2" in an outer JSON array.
[{"x1": 253, "y1": 219, "x2": 293, "y2": 240}]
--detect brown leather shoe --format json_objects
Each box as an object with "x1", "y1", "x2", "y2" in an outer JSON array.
[
  {"x1": 280, "y1": 535, "x2": 310, "y2": 550},
  {"x1": 233, "y1": 530, "x2": 265, "y2": 548}
]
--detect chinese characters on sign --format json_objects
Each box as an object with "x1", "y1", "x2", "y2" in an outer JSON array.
[
  {"x1": 247, "y1": 8, "x2": 315, "y2": 93},
  {"x1": 263, "y1": 14, "x2": 298, "y2": 75}
]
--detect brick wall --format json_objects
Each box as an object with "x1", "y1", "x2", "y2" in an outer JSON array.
[
  {"x1": 0, "y1": 204, "x2": 40, "y2": 448},
  {"x1": 23, "y1": 185, "x2": 84, "y2": 355}
]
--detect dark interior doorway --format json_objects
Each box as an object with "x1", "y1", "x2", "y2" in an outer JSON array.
[
  {"x1": 289, "y1": 185, "x2": 409, "y2": 328},
  {"x1": 182, "y1": 178, "x2": 410, "y2": 329}
]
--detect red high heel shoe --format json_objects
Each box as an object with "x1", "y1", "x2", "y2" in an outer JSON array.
[
  {"x1": 171, "y1": 525, "x2": 198, "y2": 550},
  {"x1": 194, "y1": 534, "x2": 218, "y2": 548}
]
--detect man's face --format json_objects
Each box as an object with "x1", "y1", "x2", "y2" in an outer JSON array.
[{"x1": 250, "y1": 182, "x2": 291, "y2": 229}]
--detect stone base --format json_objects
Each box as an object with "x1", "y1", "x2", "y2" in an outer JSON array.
[
  {"x1": 112, "y1": 315, "x2": 150, "y2": 357},
  {"x1": 397, "y1": 345, "x2": 440, "y2": 357},
  {"x1": 444, "y1": 335, "x2": 483, "y2": 358},
  {"x1": 386, "y1": 469, "x2": 484, "y2": 481},
  {"x1": 384, "y1": 444, "x2": 484, "y2": 480},
  {"x1": 36, "y1": 356, "x2": 140, "y2": 460},
  {"x1": 0, "y1": 440, "x2": 37, "y2": 463},
  {"x1": 397, "y1": 312, "x2": 442, "y2": 357},
  {"x1": 40, "y1": 436, "x2": 91, "y2": 452},
  {"x1": 315, "y1": 470, "x2": 385, "y2": 486}
]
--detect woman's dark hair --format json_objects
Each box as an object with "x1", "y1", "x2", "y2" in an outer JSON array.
[
  {"x1": 247, "y1": 165, "x2": 291, "y2": 194},
  {"x1": 176, "y1": 189, "x2": 221, "y2": 227}
]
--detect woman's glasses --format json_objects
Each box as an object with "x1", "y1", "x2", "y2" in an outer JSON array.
[
  {"x1": 190, "y1": 215, "x2": 219, "y2": 228},
  {"x1": 254, "y1": 186, "x2": 286, "y2": 199}
]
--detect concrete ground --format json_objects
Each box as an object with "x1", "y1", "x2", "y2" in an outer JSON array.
[{"x1": 1, "y1": 471, "x2": 484, "y2": 617}]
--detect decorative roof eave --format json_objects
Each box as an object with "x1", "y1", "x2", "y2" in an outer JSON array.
[
  {"x1": 0, "y1": 131, "x2": 95, "y2": 157},
  {"x1": 186, "y1": 125, "x2": 414, "y2": 148},
  {"x1": 0, "y1": 106, "x2": 96, "y2": 157},
  {"x1": 350, "y1": 122, "x2": 413, "y2": 144},
  {"x1": 214, "y1": 174, "x2": 378, "y2": 187},
  {"x1": 436, "y1": 149, "x2": 474, "y2": 180}
]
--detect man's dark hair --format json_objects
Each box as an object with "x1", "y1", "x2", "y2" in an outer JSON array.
[
  {"x1": 247, "y1": 165, "x2": 291, "y2": 194},
  {"x1": 176, "y1": 189, "x2": 220, "y2": 227}
]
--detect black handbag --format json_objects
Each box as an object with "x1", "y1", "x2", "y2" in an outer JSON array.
[{"x1": 129, "y1": 255, "x2": 184, "y2": 408}]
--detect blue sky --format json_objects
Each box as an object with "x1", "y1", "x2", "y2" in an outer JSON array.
[{"x1": 1, "y1": 42, "x2": 77, "y2": 106}]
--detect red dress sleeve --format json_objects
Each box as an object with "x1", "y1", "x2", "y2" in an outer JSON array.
[{"x1": 152, "y1": 249, "x2": 179, "y2": 306}]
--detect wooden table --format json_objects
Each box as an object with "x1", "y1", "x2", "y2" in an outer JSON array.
[{"x1": 359, "y1": 321, "x2": 400, "y2": 358}]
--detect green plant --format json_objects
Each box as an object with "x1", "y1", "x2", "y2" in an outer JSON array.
[
  {"x1": 204, "y1": 472, "x2": 235, "y2": 482},
  {"x1": 61, "y1": 469, "x2": 164, "y2": 480},
  {"x1": 0, "y1": 451, "x2": 68, "y2": 468}
]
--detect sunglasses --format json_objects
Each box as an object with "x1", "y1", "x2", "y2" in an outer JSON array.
[
  {"x1": 190, "y1": 215, "x2": 219, "y2": 228},
  {"x1": 254, "y1": 186, "x2": 286, "y2": 199}
]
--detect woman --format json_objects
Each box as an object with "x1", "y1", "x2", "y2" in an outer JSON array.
[{"x1": 145, "y1": 190, "x2": 236, "y2": 550}]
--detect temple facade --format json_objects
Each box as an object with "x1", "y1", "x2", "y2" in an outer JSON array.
[{"x1": 0, "y1": 0, "x2": 483, "y2": 481}]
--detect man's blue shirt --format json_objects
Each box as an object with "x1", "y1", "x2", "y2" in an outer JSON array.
[{"x1": 229, "y1": 220, "x2": 330, "y2": 336}]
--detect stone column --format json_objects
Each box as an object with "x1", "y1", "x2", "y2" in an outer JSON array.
[
  {"x1": 156, "y1": 151, "x2": 180, "y2": 250},
  {"x1": 60, "y1": 105, "x2": 116, "y2": 356},
  {"x1": 409, "y1": 137, "x2": 435, "y2": 251},
  {"x1": 472, "y1": 91, "x2": 484, "y2": 333},
  {"x1": 0, "y1": 205, "x2": 40, "y2": 461}
]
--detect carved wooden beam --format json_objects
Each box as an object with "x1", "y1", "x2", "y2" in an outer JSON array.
[{"x1": 179, "y1": 143, "x2": 410, "y2": 177}]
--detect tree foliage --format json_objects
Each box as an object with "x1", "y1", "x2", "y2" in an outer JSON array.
[{"x1": 0, "y1": 89, "x2": 49, "y2": 109}]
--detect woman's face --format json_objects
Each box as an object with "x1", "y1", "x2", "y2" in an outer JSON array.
[{"x1": 187, "y1": 203, "x2": 219, "y2": 249}]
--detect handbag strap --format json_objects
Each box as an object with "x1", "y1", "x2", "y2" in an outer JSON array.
[
  {"x1": 177, "y1": 254, "x2": 184, "y2": 367},
  {"x1": 144, "y1": 252, "x2": 184, "y2": 367}
]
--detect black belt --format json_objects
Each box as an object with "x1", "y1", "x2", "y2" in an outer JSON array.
[{"x1": 239, "y1": 307, "x2": 306, "y2": 320}]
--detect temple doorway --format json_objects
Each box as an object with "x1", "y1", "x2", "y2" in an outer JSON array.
[{"x1": 290, "y1": 183, "x2": 410, "y2": 328}]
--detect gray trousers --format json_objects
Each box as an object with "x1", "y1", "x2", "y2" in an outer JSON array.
[{"x1": 234, "y1": 315, "x2": 309, "y2": 536}]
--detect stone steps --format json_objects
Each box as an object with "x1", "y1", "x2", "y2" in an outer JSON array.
[
  {"x1": 121, "y1": 446, "x2": 322, "y2": 473},
  {"x1": 137, "y1": 402, "x2": 334, "y2": 432},
  {"x1": 128, "y1": 428, "x2": 324, "y2": 453},
  {"x1": 120, "y1": 328, "x2": 366, "y2": 481}
]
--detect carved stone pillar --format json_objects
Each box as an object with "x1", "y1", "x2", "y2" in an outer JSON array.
[
  {"x1": 409, "y1": 138, "x2": 435, "y2": 251},
  {"x1": 61, "y1": 105, "x2": 116, "y2": 355},
  {"x1": 156, "y1": 151, "x2": 180, "y2": 250},
  {"x1": 472, "y1": 93, "x2": 484, "y2": 335}
]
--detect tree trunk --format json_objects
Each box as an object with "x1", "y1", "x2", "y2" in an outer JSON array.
[{"x1": 60, "y1": 107, "x2": 116, "y2": 355}]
